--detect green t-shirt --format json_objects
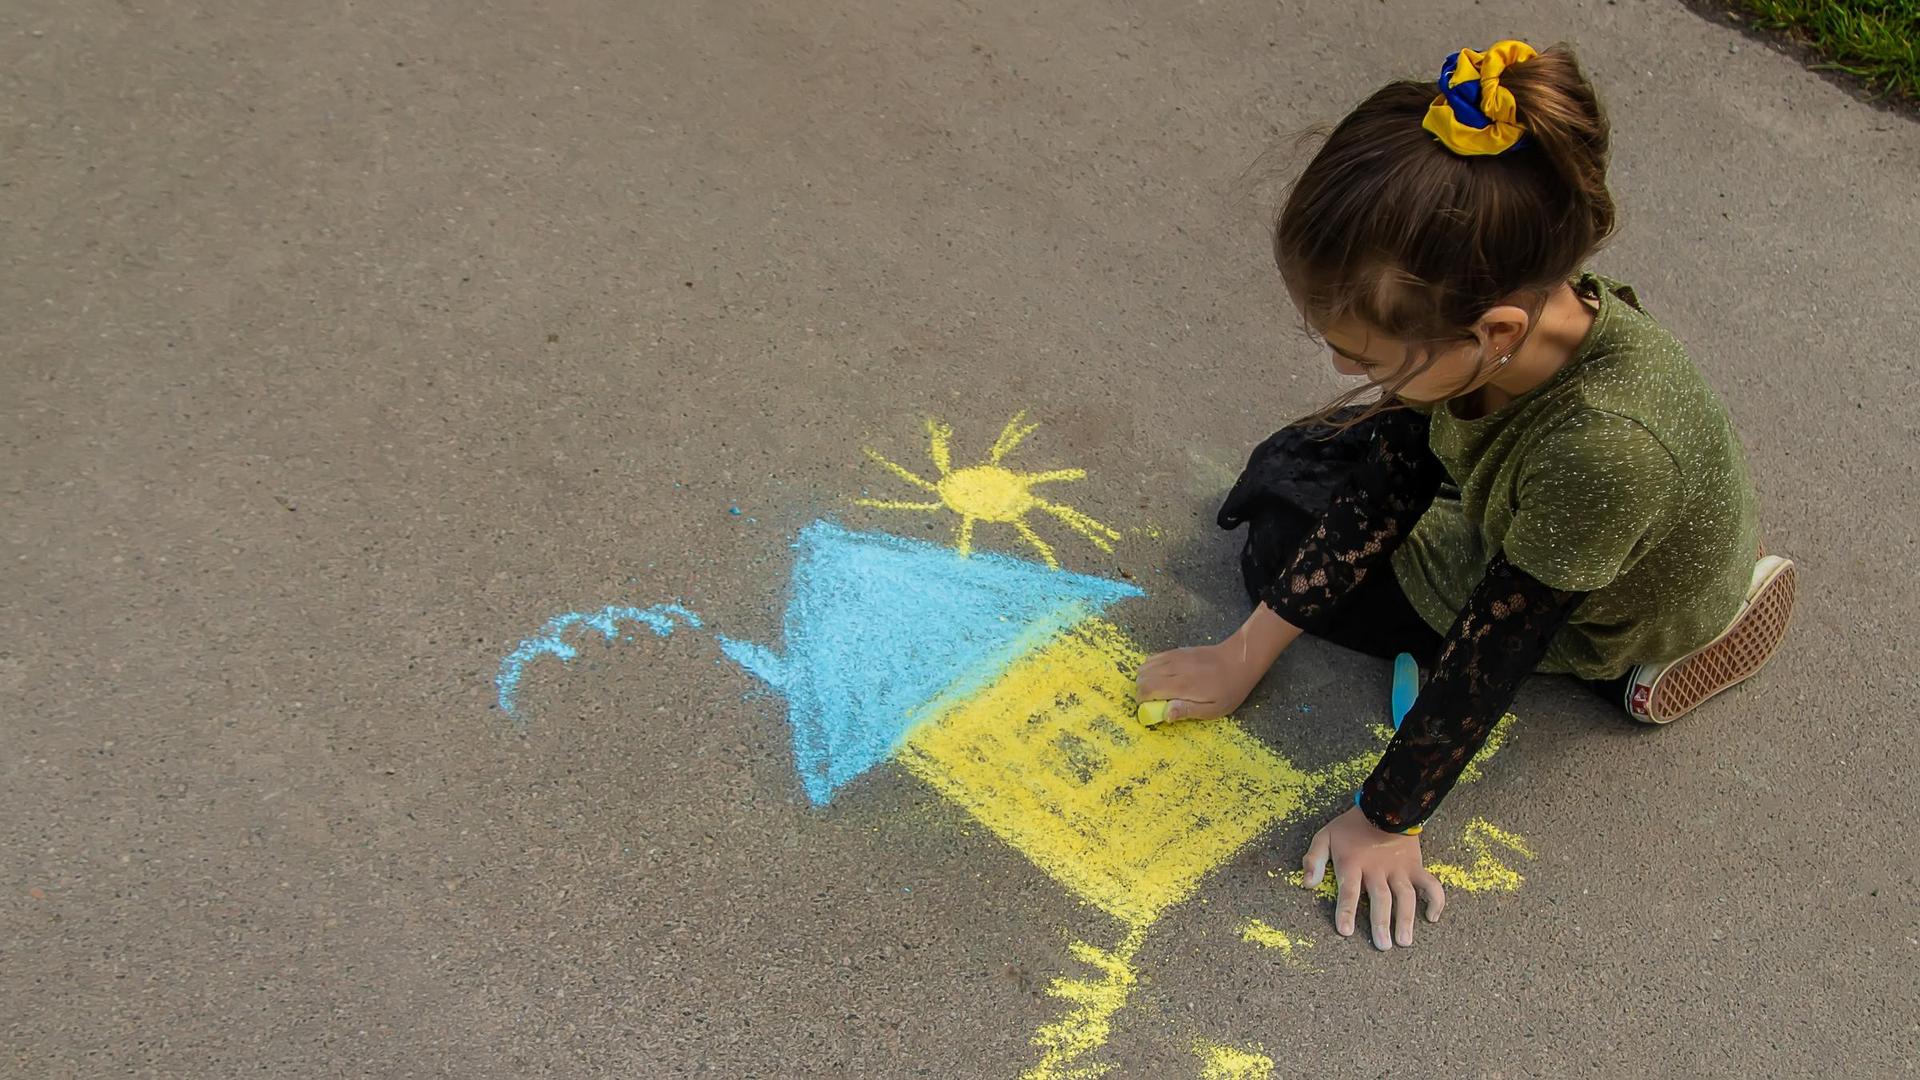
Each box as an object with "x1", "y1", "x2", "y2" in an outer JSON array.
[{"x1": 1391, "y1": 273, "x2": 1761, "y2": 680}]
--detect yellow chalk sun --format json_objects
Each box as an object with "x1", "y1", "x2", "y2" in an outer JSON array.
[{"x1": 857, "y1": 412, "x2": 1120, "y2": 569}]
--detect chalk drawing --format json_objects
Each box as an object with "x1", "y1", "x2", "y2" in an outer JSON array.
[
  {"x1": 1022, "y1": 925, "x2": 1147, "y2": 1080},
  {"x1": 1426, "y1": 818, "x2": 1535, "y2": 893},
  {"x1": 715, "y1": 521, "x2": 1140, "y2": 805},
  {"x1": 698, "y1": 413, "x2": 1391, "y2": 1077},
  {"x1": 857, "y1": 412, "x2": 1121, "y2": 570},
  {"x1": 1195, "y1": 1042, "x2": 1276, "y2": 1080},
  {"x1": 902, "y1": 617, "x2": 1318, "y2": 927},
  {"x1": 1285, "y1": 868, "x2": 1339, "y2": 900},
  {"x1": 495, "y1": 603, "x2": 701, "y2": 724},
  {"x1": 1239, "y1": 919, "x2": 1315, "y2": 969},
  {"x1": 714, "y1": 521, "x2": 1372, "y2": 924},
  {"x1": 493, "y1": 412, "x2": 1552, "y2": 1078}
]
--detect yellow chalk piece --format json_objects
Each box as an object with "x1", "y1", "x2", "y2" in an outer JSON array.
[
  {"x1": 1239, "y1": 919, "x2": 1315, "y2": 968},
  {"x1": 901, "y1": 618, "x2": 1309, "y2": 927},
  {"x1": 1136, "y1": 699, "x2": 1172, "y2": 729},
  {"x1": 1427, "y1": 817, "x2": 1535, "y2": 893},
  {"x1": 1195, "y1": 1041, "x2": 1276, "y2": 1080},
  {"x1": 1021, "y1": 925, "x2": 1148, "y2": 1080}
]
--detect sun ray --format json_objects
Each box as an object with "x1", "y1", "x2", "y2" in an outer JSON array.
[
  {"x1": 955, "y1": 515, "x2": 977, "y2": 557},
  {"x1": 926, "y1": 417, "x2": 955, "y2": 476},
  {"x1": 863, "y1": 448, "x2": 939, "y2": 492},
  {"x1": 988, "y1": 410, "x2": 1041, "y2": 464},
  {"x1": 1012, "y1": 519, "x2": 1060, "y2": 569},
  {"x1": 855, "y1": 499, "x2": 947, "y2": 512},
  {"x1": 1034, "y1": 500, "x2": 1120, "y2": 552},
  {"x1": 1016, "y1": 468, "x2": 1088, "y2": 486}
]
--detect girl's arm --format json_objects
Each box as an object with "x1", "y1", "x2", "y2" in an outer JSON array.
[
  {"x1": 1357, "y1": 552, "x2": 1585, "y2": 832},
  {"x1": 1305, "y1": 552, "x2": 1586, "y2": 951},
  {"x1": 1139, "y1": 408, "x2": 1445, "y2": 719}
]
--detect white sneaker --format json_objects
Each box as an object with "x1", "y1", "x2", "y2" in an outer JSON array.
[{"x1": 1623, "y1": 556, "x2": 1797, "y2": 725}]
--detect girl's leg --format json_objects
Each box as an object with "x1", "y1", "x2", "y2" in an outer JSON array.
[
  {"x1": 1239, "y1": 506, "x2": 1444, "y2": 666},
  {"x1": 1232, "y1": 406, "x2": 1381, "y2": 608},
  {"x1": 1313, "y1": 570, "x2": 1446, "y2": 666},
  {"x1": 1230, "y1": 408, "x2": 1444, "y2": 666}
]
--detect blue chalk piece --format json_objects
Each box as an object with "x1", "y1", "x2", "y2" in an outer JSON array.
[
  {"x1": 729, "y1": 506, "x2": 743, "y2": 515},
  {"x1": 715, "y1": 520, "x2": 1141, "y2": 806},
  {"x1": 1391, "y1": 652, "x2": 1419, "y2": 731},
  {"x1": 496, "y1": 603, "x2": 701, "y2": 725}
]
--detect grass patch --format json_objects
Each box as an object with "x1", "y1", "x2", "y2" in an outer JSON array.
[{"x1": 1736, "y1": 0, "x2": 1920, "y2": 102}]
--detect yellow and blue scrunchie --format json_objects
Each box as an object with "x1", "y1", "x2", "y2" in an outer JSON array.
[{"x1": 1422, "y1": 40, "x2": 1538, "y2": 156}]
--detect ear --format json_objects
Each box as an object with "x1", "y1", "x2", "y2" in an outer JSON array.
[{"x1": 1473, "y1": 304, "x2": 1532, "y2": 359}]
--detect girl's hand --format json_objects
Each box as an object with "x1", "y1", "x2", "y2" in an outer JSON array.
[
  {"x1": 1136, "y1": 604, "x2": 1300, "y2": 722},
  {"x1": 1135, "y1": 641, "x2": 1266, "y2": 722},
  {"x1": 1302, "y1": 806, "x2": 1447, "y2": 950}
]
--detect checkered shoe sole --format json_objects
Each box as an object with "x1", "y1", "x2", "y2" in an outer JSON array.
[{"x1": 1629, "y1": 558, "x2": 1796, "y2": 725}]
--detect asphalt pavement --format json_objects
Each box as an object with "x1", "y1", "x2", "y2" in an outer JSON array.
[{"x1": 5, "y1": 0, "x2": 1917, "y2": 1075}]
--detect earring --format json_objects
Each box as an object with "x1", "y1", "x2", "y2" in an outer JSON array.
[{"x1": 1492, "y1": 351, "x2": 1515, "y2": 369}]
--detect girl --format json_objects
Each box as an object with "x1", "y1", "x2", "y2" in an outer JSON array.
[{"x1": 1135, "y1": 41, "x2": 1795, "y2": 952}]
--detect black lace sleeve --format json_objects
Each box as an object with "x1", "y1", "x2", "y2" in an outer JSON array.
[
  {"x1": 1357, "y1": 552, "x2": 1587, "y2": 833},
  {"x1": 1260, "y1": 407, "x2": 1446, "y2": 633}
]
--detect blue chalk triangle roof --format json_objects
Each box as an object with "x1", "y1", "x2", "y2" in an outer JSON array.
[{"x1": 718, "y1": 520, "x2": 1142, "y2": 805}]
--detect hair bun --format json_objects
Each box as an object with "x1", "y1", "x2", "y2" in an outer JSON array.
[{"x1": 1422, "y1": 40, "x2": 1539, "y2": 156}]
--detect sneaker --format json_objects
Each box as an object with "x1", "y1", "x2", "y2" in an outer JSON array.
[{"x1": 1623, "y1": 556, "x2": 1797, "y2": 724}]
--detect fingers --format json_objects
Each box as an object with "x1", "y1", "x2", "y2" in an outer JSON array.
[
  {"x1": 1302, "y1": 828, "x2": 1331, "y2": 889},
  {"x1": 1138, "y1": 647, "x2": 1190, "y2": 675},
  {"x1": 1161, "y1": 699, "x2": 1226, "y2": 722},
  {"x1": 1139, "y1": 698, "x2": 1208, "y2": 727},
  {"x1": 1333, "y1": 864, "x2": 1361, "y2": 937},
  {"x1": 1135, "y1": 654, "x2": 1185, "y2": 700},
  {"x1": 1137, "y1": 683, "x2": 1222, "y2": 719},
  {"x1": 1390, "y1": 874, "x2": 1416, "y2": 947},
  {"x1": 1135, "y1": 658, "x2": 1166, "y2": 698},
  {"x1": 1365, "y1": 872, "x2": 1393, "y2": 951},
  {"x1": 1413, "y1": 868, "x2": 1446, "y2": 923}
]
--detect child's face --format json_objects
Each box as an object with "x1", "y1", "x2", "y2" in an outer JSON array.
[{"x1": 1315, "y1": 317, "x2": 1490, "y2": 405}]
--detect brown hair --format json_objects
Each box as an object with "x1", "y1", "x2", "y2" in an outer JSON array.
[{"x1": 1275, "y1": 45, "x2": 1615, "y2": 424}]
